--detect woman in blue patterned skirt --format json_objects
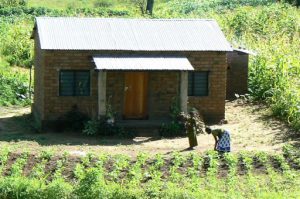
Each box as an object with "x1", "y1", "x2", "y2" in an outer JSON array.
[{"x1": 205, "y1": 126, "x2": 231, "y2": 152}]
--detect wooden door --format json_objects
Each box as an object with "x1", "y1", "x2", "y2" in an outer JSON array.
[{"x1": 123, "y1": 72, "x2": 148, "y2": 119}]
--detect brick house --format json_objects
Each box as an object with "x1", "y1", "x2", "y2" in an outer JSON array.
[
  {"x1": 226, "y1": 48, "x2": 252, "y2": 100},
  {"x1": 32, "y1": 17, "x2": 234, "y2": 129}
]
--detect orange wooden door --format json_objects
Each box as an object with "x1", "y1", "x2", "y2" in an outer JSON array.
[{"x1": 123, "y1": 72, "x2": 148, "y2": 119}]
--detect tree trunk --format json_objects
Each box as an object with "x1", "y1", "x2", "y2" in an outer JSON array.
[{"x1": 146, "y1": 0, "x2": 154, "y2": 15}]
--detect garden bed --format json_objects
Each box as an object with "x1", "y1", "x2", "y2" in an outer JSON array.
[{"x1": 0, "y1": 146, "x2": 300, "y2": 198}]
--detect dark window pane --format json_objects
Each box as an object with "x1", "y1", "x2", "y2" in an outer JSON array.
[
  {"x1": 188, "y1": 71, "x2": 209, "y2": 96},
  {"x1": 60, "y1": 71, "x2": 74, "y2": 96},
  {"x1": 75, "y1": 71, "x2": 90, "y2": 96},
  {"x1": 194, "y1": 72, "x2": 208, "y2": 96},
  {"x1": 59, "y1": 70, "x2": 90, "y2": 96}
]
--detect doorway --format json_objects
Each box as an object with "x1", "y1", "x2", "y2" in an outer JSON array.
[{"x1": 123, "y1": 72, "x2": 148, "y2": 119}]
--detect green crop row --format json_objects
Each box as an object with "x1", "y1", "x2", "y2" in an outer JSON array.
[{"x1": 0, "y1": 145, "x2": 299, "y2": 198}]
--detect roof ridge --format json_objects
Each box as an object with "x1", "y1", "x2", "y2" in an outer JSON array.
[{"x1": 34, "y1": 16, "x2": 232, "y2": 51}]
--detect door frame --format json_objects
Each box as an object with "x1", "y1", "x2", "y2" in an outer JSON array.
[{"x1": 123, "y1": 71, "x2": 149, "y2": 120}]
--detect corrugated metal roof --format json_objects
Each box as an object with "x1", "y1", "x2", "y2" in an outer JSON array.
[
  {"x1": 93, "y1": 55, "x2": 194, "y2": 71},
  {"x1": 35, "y1": 17, "x2": 232, "y2": 51}
]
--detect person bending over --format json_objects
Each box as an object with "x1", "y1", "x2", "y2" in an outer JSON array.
[{"x1": 205, "y1": 126, "x2": 231, "y2": 152}]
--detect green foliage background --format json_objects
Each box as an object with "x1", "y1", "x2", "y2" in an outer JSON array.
[{"x1": 0, "y1": 0, "x2": 299, "y2": 130}]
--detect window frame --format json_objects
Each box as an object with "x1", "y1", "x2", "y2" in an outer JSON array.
[
  {"x1": 59, "y1": 70, "x2": 91, "y2": 97},
  {"x1": 188, "y1": 71, "x2": 209, "y2": 97}
]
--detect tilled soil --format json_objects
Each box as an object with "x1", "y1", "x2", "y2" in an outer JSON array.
[{"x1": 2, "y1": 152, "x2": 299, "y2": 183}]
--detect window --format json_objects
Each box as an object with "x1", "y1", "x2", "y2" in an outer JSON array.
[
  {"x1": 59, "y1": 70, "x2": 90, "y2": 96},
  {"x1": 188, "y1": 71, "x2": 209, "y2": 96}
]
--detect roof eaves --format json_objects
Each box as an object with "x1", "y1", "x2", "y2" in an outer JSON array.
[{"x1": 233, "y1": 48, "x2": 257, "y2": 55}]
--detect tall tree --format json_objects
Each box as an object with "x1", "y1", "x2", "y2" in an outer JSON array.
[
  {"x1": 146, "y1": 0, "x2": 154, "y2": 15},
  {"x1": 131, "y1": 0, "x2": 155, "y2": 15}
]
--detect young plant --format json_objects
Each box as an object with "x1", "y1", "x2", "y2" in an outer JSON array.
[
  {"x1": 153, "y1": 153, "x2": 164, "y2": 170},
  {"x1": 187, "y1": 152, "x2": 203, "y2": 178},
  {"x1": 30, "y1": 150, "x2": 54, "y2": 180},
  {"x1": 146, "y1": 153, "x2": 164, "y2": 181},
  {"x1": 80, "y1": 152, "x2": 95, "y2": 168},
  {"x1": 223, "y1": 153, "x2": 239, "y2": 194},
  {"x1": 239, "y1": 151, "x2": 253, "y2": 175},
  {"x1": 53, "y1": 152, "x2": 69, "y2": 180},
  {"x1": 282, "y1": 144, "x2": 300, "y2": 168},
  {"x1": 30, "y1": 159, "x2": 48, "y2": 180},
  {"x1": 0, "y1": 147, "x2": 10, "y2": 175},
  {"x1": 39, "y1": 149, "x2": 54, "y2": 161},
  {"x1": 273, "y1": 154, "x2": 290, "y2": 171},
  {"x1": 74, "y1": 163, "x2": 85, "y2": 181},
  {"x1": 10, "y1": 152, "x2": 29, "y2": 177},
  {"x1": 95, "y1": 153, "x2": 109, "y2": 169},
  {"x1": 224, "y1": 152, "x2": 238, "y2": 175},
  {"x1": 109, "y1": 154, "x2": 130, "y2": 182},
  {"x1": 128, "y1": 153, "x2": 149, "y2": 186},
  {"x1": 205, "y1": 150, "x2": 219, "y2": 176},
  {"x1": 53, "y1": 160, "x2": 65, "y2": 180},
  {"x1": 169, "y1": 152, "x2": 186, "y2": 183}
]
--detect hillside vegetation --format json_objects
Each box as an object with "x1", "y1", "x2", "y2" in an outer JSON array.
[{"x1": 0, "y1": 0, "x2": 299, "y2": 130}]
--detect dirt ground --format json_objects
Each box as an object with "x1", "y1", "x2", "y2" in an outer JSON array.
[{"x1": 0, "y1": 100, "x2": 299, "y2": 157}]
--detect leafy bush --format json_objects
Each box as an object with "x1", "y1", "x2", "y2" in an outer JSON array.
[
  {"x1": 82, "y1": 119, "x2": 100, "y2": 136},
  {"x1": 44, "y1": 178, "x2": 73, "y2": 199},
  {"x1": 82, "y1": 117, "x2": 129, "y2": 137},
  {"x1": 158, "y1": 0, "x2": 276, "y2": 17},
  {"x1": 159, "y1": 98, "x2": 184, "y2": 137},
  {"x1": 1, "y1": 19, "x2": 33, "y2": 68},
  {"x1": 179, "y1": 110, "x2": 205, "y2": 135},
  {"x1": 0, "y1": 62, "x2": 31, "y2": 106},
  {"x1": 0, "y1": 6, "x2": 130, "y2": 17},
  {"x1": 94, "y1": 0, "x2": 114, "y2": 8},
  {"x1": 159, "y1": 121, "x2": 184, "y2": 137},
  {"x1": 0, "y1": 0, "x2": 27, "y2": 8}
]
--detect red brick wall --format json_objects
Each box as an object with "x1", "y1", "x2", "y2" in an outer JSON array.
[
  {"x1": 33, "y1": 50, "x2": 227, "y2": 125},
  {"x1": 42, "y1": 51, "x2": 98, "y2": 120},
  {"x1": 32, "y1": 32, "x2": 45, "y2": 124},
  {"x1": 148, "y1": 71, "x2": 180, "y2": 119},
  {"x1": 186, "y1": 52, "x2": 227, "y2": 123},
  {"x1": 226, "y1": 51, "x2": 248, "y2": 99},
  {"x1": 106, "y1": 71, "x2": 124, "y2": 119}
]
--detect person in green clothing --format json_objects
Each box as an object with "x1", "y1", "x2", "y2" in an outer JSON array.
[
  {"x1": 179, "y1": 109, "x2": 204, "y2": 149},
  {"x1": 205, "y1": 126, "x2": 231, "y2": 152},
  {"x1": 185, "y1": 110, "x2": 199, "y2": 148}
]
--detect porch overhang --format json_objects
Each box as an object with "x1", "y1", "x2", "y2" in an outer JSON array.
[
  {"x1": 93, "y1": 55, "x2": 194, "y2": 71},
  {"x1": 96, "y1": 55, "x2": 192, "y2": 118}
]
